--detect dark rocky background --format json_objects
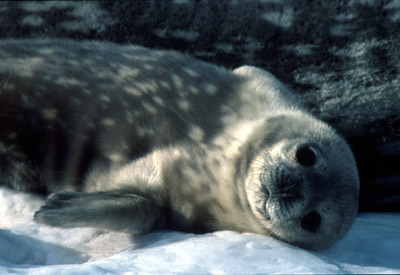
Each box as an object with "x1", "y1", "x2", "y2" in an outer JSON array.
[{"x1": 1, "y1": 0, "x2": 399, "y2": 211}]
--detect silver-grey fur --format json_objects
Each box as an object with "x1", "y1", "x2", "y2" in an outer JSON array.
[{"x1": 0, "y1": 39, "x2": 359, "y2": 250}]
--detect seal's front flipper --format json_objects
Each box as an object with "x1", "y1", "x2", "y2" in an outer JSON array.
[{"x1": 34, "y1": 191, "x2": 165, "y2": 233}]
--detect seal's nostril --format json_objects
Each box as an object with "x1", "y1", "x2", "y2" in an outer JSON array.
[
  {"x1": 301, "y1": 211, "x2": 321, "y2": 233},
  {"x1": 296, "y1": 146, "x2": 316, "y2": 167}
]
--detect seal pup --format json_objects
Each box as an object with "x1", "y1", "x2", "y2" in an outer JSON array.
[{"x1": 0, "y1": 39, "x2": 359, "y2": 250}]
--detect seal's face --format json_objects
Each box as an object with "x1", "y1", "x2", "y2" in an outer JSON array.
[{"x1": 245, "y1": 115, "x2": 360, "y2": 250}]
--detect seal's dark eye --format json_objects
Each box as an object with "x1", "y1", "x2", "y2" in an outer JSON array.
[
  {"x1": 296, "y1": 146, "x2": 316, "y2": 167},
  {"x1": 301, "y1": 211, "x2": 321, "y2": 233}
]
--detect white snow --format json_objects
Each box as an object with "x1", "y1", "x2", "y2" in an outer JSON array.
[{"x1": 1, "y1": 186, "x2": 399, "y2": 274}]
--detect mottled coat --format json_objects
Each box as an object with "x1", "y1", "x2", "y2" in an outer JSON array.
[{"x1": 0, "y1": 39, "x2": 359, "y2": 250}]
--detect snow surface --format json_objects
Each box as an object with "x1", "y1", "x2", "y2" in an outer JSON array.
[{"x1": 1, "y1": 186, "x2": 399, "y2": 274}]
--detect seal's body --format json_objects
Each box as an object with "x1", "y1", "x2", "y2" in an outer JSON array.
[{"x1": 0, "y1": 39, "x2": 359, "y2": 250}]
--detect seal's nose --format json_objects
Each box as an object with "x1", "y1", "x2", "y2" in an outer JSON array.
[{"x1": 301, "y1": 211, "x2": 321, "y2": 233}]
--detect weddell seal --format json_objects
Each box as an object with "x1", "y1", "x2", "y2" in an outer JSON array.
[{"x1": 0, "y1": 39, "x2": 359, "y2": 250}]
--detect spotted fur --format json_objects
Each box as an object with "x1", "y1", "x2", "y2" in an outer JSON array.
[{"x1": 0, "y1": 39, "x2": 359, "y2": 250}]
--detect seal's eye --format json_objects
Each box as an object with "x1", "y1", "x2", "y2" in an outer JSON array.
[
  {"x1": 301, "y1": 211, "x2": 321, "y2": 233},
  {"x1": 296, "y1": 146, "x2": 316, "y2": 167}
]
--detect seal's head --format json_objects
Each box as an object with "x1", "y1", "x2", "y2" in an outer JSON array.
[{"x1": 244, "y1": 112, "x2": 359, "y2": 250}]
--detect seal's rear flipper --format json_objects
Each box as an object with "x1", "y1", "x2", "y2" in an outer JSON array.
[{"x1": 34, "y1": 191, "x2": 165, "y2": 234}]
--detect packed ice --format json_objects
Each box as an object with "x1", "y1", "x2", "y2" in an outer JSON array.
[{"x1": 0, "y1": 186, "x2": 399, "y2": 274}]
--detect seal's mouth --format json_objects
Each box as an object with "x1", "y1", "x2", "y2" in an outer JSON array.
[
  {"x1": 261, "y1": 183, "x2": 270, "y2": 201},
  {"x1": 260, "y1": 183, "x2": 270, "y2": 213},
  {"x1": 263, "y1": 171, "x2": 323, "y2": 235},
  {"x1": 260, "y1": 165, "x2": 310, "y2": 227},
  {"x1": 262, "y1": 167, "x2": 303, "y2": 205}
]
